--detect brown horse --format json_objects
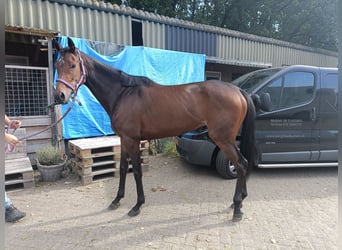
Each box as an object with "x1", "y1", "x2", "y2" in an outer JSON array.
[{"x1": 54, "y1": 38, "x2": 256, "y2": 222}]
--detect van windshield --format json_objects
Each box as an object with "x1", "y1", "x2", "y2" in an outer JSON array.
[{"x1": 233, "y1": 68, "x2": 281, "y2": 92}]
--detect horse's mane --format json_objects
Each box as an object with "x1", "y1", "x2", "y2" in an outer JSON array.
[
  {"x1": 118, "y1": 71, "x2": 155, "y2": 87},
  {"x1": 82, "y1": 51, "x2": 155, "y2": 88}
]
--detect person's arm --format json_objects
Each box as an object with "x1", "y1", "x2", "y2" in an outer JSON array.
[
  {"x1": 5, "y1": 115, "x2": 21, "y2": 129},
  {"x1": 5, "y1": 115, "x2": 10, "y2": 126}
]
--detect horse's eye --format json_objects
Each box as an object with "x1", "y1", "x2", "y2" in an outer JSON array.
[{"x1": 71, "y1": 64, "x2": 76, "y2": 69}]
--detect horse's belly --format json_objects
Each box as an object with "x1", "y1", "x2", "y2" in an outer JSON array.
[{"x1": 140, "y1": 119, "x2": 203, "y2": 140}]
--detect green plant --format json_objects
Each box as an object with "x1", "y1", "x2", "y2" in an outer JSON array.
[
  {"x1": 36, "y1": 145, "x2": 62, "y2": 165},
  {"x1": 161, "y1": 137, "x2": 178, "y2": 156}
]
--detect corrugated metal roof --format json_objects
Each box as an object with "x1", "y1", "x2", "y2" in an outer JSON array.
[
  {"x1": 54, "y1": 0, "x2": 335, "y2": 57},
  {"x1": 5, "y1": 0, "x2": 338, "y2": 68}
]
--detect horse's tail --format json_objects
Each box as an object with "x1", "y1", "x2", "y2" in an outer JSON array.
[{"x1": 239, "y1": 89, "x2": 257, "y2": 178}]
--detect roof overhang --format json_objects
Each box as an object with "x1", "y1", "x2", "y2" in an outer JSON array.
[
  {"x1": 5, "y1": 25, "x2": 59, "y2": 38},
  {"x1": 206, "y1": 56, "x2": 272, "y2": 68}
]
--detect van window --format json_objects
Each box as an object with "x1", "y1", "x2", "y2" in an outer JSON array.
[
  {"x1": 258, "y1": 71, "x2": 315, "y2": 111},
  {"x1": 321, "y1": 73, "x2": 338, "y2": 111},
  {"x1": 324, "y1": 73, "x2": 338, "y2": 93}
]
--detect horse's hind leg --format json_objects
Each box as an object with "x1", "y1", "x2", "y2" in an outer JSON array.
[
  {"x1": 232, "y1": 146, "x2": 249, "y2": 222},
  {"x1": 211, "y1": 137, "x2": 247, "y2": 222},
  {"x1": 109, "y1": 149, "x2": 129, "y2": 210},
  {"x1": 109, "y1": 137, "x2": 145, "y2": 216},
  {"x1": 236, "y1": 145, "x2": 248, "y2": 201}
]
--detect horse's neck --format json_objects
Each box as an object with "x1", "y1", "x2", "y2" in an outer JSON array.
[{"x1": 83, "y1": 55, "x2": 124, "y2": 114}]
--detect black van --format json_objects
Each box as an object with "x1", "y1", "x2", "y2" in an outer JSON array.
[{"x1": 176, "y1": 65, "x2": 338, "y2": 179}]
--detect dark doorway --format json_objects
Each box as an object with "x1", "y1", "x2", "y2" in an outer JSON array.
[{"x1": 132, "y1": 19, "x2": 143, "y2": 46}]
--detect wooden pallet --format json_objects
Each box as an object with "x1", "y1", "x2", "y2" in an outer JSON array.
[
  {"x1": 80, "y1": 170, "x2": 116, "y2": 186},
  {"x1": 68, "y1": 136, "x2": 150, "y2": 185},
  {"x1": 71, "y1": 158, "x2": 117, "y2": 176},
  {"x1": 68, "y1": 136, "x2": 121, "y2": 158},
  {"x1": 71, "y1": 152, "x2": 120, "y2": 168},
  {"x1": 5, "y1": 157, "x2": 34, "y2": 191}
]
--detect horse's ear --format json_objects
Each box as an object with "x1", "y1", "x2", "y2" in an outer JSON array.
[
  {"x1": 67, "y1": 37, "x2": 76, "y2": 53},
  {"x1": 54, "y1": 39, "x2": 63, "y2": 51}
]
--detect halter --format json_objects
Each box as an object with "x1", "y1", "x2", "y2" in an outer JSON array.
[{"x1": 56, "y1": 50, "x2": 87, "y2": 97}]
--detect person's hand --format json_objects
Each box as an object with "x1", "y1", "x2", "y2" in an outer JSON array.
[
  {"x1": 5, "y1": 133, "x2": 20, "y2": 146},
  {"x1": 9, "y1": 119, "x2": 21, "y2": 129}
]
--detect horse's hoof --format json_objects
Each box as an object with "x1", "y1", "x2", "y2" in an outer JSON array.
[
  {"x1": 108, "y1": 202, "x2": 120, "y2": 210},
  {"x1": 128, "y1": 208, "x2": 141, "y2": 217},
  {"x1": 232, "y1": 213, "x2": 243, "y2": 222},
  {"x1": 230, "y1": 203, "x2": 243, "y2": 209}
]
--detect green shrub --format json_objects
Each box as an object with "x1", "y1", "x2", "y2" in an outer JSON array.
[
  {"x1": 36, "y1": 145, "x2": 61, "y2": 165},
  {"x1": 160, "y1": 137, "x2": 178, "y2": 156}
]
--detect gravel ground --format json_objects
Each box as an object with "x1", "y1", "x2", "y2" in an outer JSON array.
[{"x1": 5, "y1": 155, "x2": 337, "y2": 250}]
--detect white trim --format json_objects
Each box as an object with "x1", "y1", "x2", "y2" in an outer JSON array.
[
  {"x1": 258, "y1": 162, "x2": 338, "y2": 168},
  {"x1": 5, "y1": 65, "x2": 48, "y2": 70},
  {"x1": 206, "y1": 56, "x2": 272, "y2": 68}
]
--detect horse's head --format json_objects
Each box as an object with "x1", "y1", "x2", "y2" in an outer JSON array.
[{"x1": 54, "y1": 37, "x2": 86, "y2": 104}]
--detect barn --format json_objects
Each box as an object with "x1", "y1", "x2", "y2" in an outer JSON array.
[{"x1": 5, "y1": 0, "x2": 338, "y2": 164}]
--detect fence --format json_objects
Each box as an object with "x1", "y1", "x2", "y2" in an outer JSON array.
[
  {"x1": 5, "y1": 65, "x2": 50, "y2": 116},
  {"x1": 5, "y1": 65, "x2": 53, "y2": 163}
]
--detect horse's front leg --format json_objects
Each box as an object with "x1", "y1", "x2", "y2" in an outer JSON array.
[
  {"x1": 127, "y1": 142, "x2": 145, "y2": 217},
  {"x1": 109, "y1": 149, "x2": 129, "y2": 210}
]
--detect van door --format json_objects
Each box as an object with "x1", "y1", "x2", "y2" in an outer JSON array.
[
  {"x1": 255, "y1": 70, "x2": 318, "y2": 163},
  {"x1": 317, "y1": 70, "x2": 338, "y2": 161}
]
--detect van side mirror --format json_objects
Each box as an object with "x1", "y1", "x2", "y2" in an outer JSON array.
[
  {"x1": 252, "y1": 93, "x2": 271, "y2": 112},
  {"x1": 259, "y1": 92, "x2": 271, "y2": 112}
]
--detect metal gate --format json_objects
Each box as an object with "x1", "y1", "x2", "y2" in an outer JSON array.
[
  {"x1": 5, "y1": 65, "x2": 53, "y2": 163},
  {"x1": 5, "y1": 65, "x2": 50, "y2": 116}
]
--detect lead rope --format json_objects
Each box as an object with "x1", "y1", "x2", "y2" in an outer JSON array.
[{"x1": 5, "y1": 100, "x2": 76, "y2": 153}]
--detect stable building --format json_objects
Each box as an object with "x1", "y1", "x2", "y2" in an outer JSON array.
[{"x1": 5, "y1": 0, "x2": 338, "y2": 163}]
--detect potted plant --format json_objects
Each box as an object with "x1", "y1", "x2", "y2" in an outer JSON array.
[{"x1": 36, "y1": 145, "x2": 68, "y2": 182}]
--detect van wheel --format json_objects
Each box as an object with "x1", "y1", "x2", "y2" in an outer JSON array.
[{"x1": 215, "y1": 150, "x2": 237, "y2": 179}]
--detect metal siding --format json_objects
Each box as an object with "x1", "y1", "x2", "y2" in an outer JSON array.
[
  {"x1": 246, "y1": 40, "x2": 251, "y2": 61},
  {"x1": 216, "y1": 32, "x2": 338, "y2": 67},
  {"x1": 142, "y1": 20, "x2": 165, "y2": 49},
  {"x1": 219, "y1": 35, "x2": 225, "y2": 58},
  {"x1": 228, "y1": 37, "x2": 233, "y2": 59},
  {"x1": 233, "y1": 38, "x2": 237, "y2": 59},
  {"x1": 165, "y1": 24, "x2": 215, "y2": 56},
  {"x1": 44, "y1": 1, "x2": 53, "y2": 29},
  {"x1": 241, "y1": 39, "x2": 246, "y2": 60},
  {"x1": 228, "y1": 37, "x2": 233, "y2": 58},
  {"x1": 82, "y1": 8, "x2": 91, "y2": 39}
]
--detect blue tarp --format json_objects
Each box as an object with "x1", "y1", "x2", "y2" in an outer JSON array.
[{"x1": 55, "y1": 36, "x2": 206, "y2": 139}]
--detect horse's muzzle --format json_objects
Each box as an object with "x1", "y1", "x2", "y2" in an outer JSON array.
[{"x1": 54, "y1": 91, "x2": 67, "y2": 104}]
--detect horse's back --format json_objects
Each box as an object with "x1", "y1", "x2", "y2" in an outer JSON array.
[{"x1": 140, "y1": 79, "x2": 246, "y2": 118}]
